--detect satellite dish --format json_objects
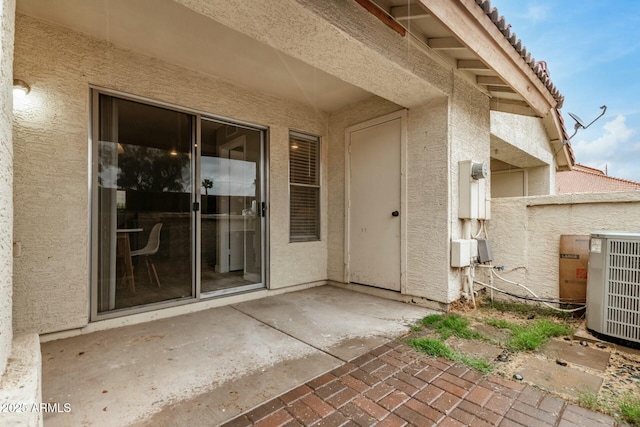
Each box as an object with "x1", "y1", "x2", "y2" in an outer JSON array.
[
  {"x1": 566, "y1": 106, "x2": 607, "y2": 140},
  {"x1": 568, "y1": 112, "x2": 586, "y2": 129}
]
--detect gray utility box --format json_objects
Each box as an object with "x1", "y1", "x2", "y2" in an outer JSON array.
[{"x1": 586, "y1": 231, "x2": 640, "y2": 345}]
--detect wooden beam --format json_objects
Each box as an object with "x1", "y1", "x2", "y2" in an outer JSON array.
[
  {"x1": 355, "y1": 0, "x2": 406, "y2": 36},
  {"x1": 476, "y1": 76, "x2": 508, "y2": 86},
  {"x1": 490, "y1": 98, "x2": 538, "y2": 117},
  {"x1": 457, "y1": 59, "x2": 489, "y2": 71},
  {"x1": 390, "y1": 4, "x2": 430, "y2": 20},
  {"x1": 427, "y1": 37, "x2": 465, "y2": 50},
  {"x1": 486, "y1": 85, "x2": 515, "y2": 93},
  {"x1": 420, "y1": 0, "x2": 557, "y2": 116}
]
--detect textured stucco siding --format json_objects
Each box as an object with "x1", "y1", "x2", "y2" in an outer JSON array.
[
  {"x1": 405, "y1": 99, "x2": 450, "y2": 302},
  {"x1": 447, "y1": 76, "x2": 491, "y2": 302},
  {"x1": 527, "y1": 165, "x2": 553, "y2": 196},
  {"x1": 268, "y1": 125, "x2": 329, "y2": 289},
  {"x1": 12, "y1": 15, "x2": 329, "y2": 334},
  {"x1": 174, "y1": 0, "x2": 449, "y2": 109},
  {"x1": 327, "y1": 97, "x2": 402, "y2": 283},
  {"x1": 327, "y1": 74, "x2": 490, "y2": 305},
  {"x1": 0, "y1": 0, "x2": 15, "y2": 376},
  {"x1": 488, "y1": 192, "x2": 640, "y2": 300},
  {"x1": 491, "y1": 111, "x2": 553, "y2": 166}
]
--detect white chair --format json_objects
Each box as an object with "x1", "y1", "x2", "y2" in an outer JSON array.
[{"x1": 131, "y1": 223, "x2": 163, "y2": 287}]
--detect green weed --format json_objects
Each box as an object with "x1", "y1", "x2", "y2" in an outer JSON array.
[
  {"x1": 408, "y1": 337, "x2": 493, "y2": 374},
  {"x1": 620, "y1": 392, "x2": 640, "y2": 426},
  {"x1": 422, "y1": 314, "x2": 444, "y2": 327},
  {"x1": 483, "y1": 317, "x2": 573, "y2": 351},
  {"x1": 577, "y1": 388, "x2": 599, "y2": 411},
  {"x1": 421, "y1": 313, "x2": 487, "y2": 341},
  {"x1": 459, "y1": 355, "x2": 493, "y2": 374},
  {"x1": 484, "y1": 318, "x2": 511, "y2": 329},
  {"x1": 408, "y1": 337, "x2": 455, "y2": 359},
  {"x1": 506, "y1": 319, "x2": 574, "y2": 351}
]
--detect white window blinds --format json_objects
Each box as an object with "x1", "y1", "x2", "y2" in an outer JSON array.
[{"x1": 289, "y1": 131, "x2": 320, "y2": 242}]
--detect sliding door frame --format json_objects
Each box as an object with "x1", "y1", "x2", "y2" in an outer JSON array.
[{"x1": 89, "y1": 86, "x2": 269, "y2": 321}]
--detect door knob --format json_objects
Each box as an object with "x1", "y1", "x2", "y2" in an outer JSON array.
[{"x1": 392, "y1": 211, "x2": 399, "y2": 217}]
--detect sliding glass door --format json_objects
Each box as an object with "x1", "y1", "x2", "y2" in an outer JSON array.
[
  {"x1": 200, "y1": 119, "x2": 264, "y2": 296},
  {"x1": 91, "y1": 90, "x2": 266, "y2": 319},
  {"x1": 93, "y1": 94, "x2": 194, "y2": 315}
]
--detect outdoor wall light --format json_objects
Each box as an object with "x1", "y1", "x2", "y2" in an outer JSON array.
[{"x1": 13, "y1": 79, "x2": 31, "y2": 97}]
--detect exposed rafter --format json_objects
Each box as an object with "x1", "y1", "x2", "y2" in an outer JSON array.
[
  {"x1": 490, "y1": 98, "x2": 537, "y2": 117},
  {"x1": 427, "y1": 37, "x2": 464, "y2": 50},
  {"x1": 486, "y1": 85, "x2": 515, "y2": 93},
  {"x1": 476, "y1": 76, "x2": 508, "y2": 86},
  {"x1": 390, "y1": 4, "x2": 430, "y2": 20},
  {"x1": 457, "y1": 59, "x2": 489, "y2": 71}
]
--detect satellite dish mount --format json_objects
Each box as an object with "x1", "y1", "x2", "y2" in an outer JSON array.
[{"x1": 567, "y1": 105, "x2": 607, "y2": 141}]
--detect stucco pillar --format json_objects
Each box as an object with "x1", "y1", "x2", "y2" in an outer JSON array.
[
  {"x1": 0, "y1": 0, "x2": 16, "y2": 377},
  {"x1": 404, "y1": 97, "x2": 451, "y2": 302}
]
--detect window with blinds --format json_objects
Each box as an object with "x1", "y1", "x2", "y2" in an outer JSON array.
[{"x1": 289, "y1": 131, "x2": 320, "y2": 242}]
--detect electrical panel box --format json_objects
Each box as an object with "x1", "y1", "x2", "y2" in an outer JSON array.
[
  {"x1": 459, "y1": 160, "x2": 489, "y2": 220},
  {"x1": 470, "y1": 239, "x2": 478, "y2": 260},
  {"x1": 477, "y1": 238, "x2": 493, "y2": 263},
  {"x1": 478, "y1": 178, "x2": 490, "y2": 220},
  {"x1": 451, "y1": 239, "x2": 471, "y2": 267}
]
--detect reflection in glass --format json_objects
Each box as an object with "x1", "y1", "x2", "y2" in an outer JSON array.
[
  {"x1": 200, "y1": 119, "x2": 263, "y2": 294},
  {"x1": 96, "y1": 94, "x2": 193, "y2": 313}
]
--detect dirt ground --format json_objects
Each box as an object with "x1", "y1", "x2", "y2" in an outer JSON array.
[{"x1": 441, "y1": 300, "x2": 640, "y2": 409}]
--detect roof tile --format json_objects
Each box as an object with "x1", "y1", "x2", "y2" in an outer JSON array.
[
  {"x1": 556, "y1": 164, "x2": 640, "y2": 194},
  {"x1": 475, "y1": 0, "x2": 565, "y2": 108}
]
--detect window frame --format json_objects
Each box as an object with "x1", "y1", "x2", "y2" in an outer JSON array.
[{"x1": 288, "y1": 130, "x2": 321, "y2": 243}]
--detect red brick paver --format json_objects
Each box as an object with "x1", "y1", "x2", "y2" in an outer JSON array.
[{"x1": 220, "y1": 339, "x2": 616, "y2": 427}]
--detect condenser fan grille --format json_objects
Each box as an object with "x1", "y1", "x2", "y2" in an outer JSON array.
[{"x1": 605, "y1": 239, "x2": 640, "y2": 342}]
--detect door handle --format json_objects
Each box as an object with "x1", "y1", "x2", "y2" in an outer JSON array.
[{"x1": 392, "y1": 211, "x2": 399, "y2": 217}]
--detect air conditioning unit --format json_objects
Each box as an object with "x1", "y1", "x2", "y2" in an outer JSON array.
[{"x1": 587, "y1": 231, "x2": 640, "y2": 346}]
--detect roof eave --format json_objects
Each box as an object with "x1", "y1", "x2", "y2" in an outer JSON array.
[
  {"x1": 420, "y1": 0, "x2": 558, "y2": 117},
  {"x1": 543, "y1": 110, "x2": 574, "y2": 171}
]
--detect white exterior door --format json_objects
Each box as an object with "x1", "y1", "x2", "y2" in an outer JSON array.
[{"x1": 347, "y1": 112, "x2": 405, "y2": 291}]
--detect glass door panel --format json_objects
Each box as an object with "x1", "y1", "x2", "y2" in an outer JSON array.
[
  {"x1": 95, "y1": 94, "x2": 194, "y2": 314},
  {"x1": 200, "y1": 119, "x2": 263, "y2": 295}
]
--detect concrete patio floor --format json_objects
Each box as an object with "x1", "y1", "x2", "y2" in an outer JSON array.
[{"x1": 41, "y1": 285, "x2": 433, "y2": 426}]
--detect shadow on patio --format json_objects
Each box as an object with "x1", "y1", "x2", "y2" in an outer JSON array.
[{"x1": 41, "y1": 286, "x2": 433, "y2": 426}]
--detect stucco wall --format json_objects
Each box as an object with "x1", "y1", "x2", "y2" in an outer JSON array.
[
  {"x1": 327, "y1": 96, "x2": 402, "y2": 282},
  {"x1": 488, "y1": 192, "x2": 640, "y2": 300},
  {"x1": 490, "y1": 111, "x2": 553, "y2": 166},
  {"x1": 0, "y1": 0, "x2": 15, "y2": 376},
  {"x1": 12, "y1": 15, "x2": 329, "y2": 334},
  {"x1": 447, "y1": 76, "x2": 491, "y2": 302},
  {"x1": 174, "y1": 0, "x2": 449, "y2": 109},
  {"x1": 327, "y1": 74, "x2": 490, "y2": 305},
  {"x1": 405, "y1": 98, "x2": 451, "y2": 302},
  {"x1": 527, "y1": 165, "x2": 553, "y2": 196}
]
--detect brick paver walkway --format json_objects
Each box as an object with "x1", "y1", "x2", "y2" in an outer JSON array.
[{"x1": 221, "y1": 340, "x2": 616, "y2": 426}]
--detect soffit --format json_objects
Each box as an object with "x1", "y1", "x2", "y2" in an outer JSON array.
[
  {"x1": 490, "y1": 134, "x2": 547, "y2": 169},
  {"x1": 369, "y1": 0, "x2": 572, "y2": 170},
  {"x1": 16, "y1": 0, "x2": 373, "y2": 113},
  {"x1": 370, "y1": 0, "x2": 563, "y2": 116}
]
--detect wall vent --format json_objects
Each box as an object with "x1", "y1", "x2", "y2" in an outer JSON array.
[{"x1": 587, "y1": 232, "x2": 640, "y2": 345}]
